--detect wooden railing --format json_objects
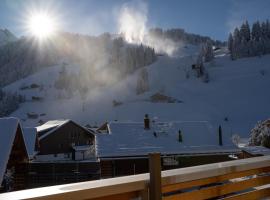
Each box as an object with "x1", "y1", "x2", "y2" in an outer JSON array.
[{"x1": 1, "y1": 154, "x2": 270, "y2": 200}]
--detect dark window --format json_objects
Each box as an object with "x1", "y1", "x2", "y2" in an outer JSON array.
[{"x1": 58, "y1": 144, "x2": 63, "y2": 149}]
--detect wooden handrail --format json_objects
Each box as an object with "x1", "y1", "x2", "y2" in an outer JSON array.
[
  {"x1": 162, "y1": 154, "x2": 270, "y2": 185},
  {"x1": 0, "y1": 174, "x2": 149, "y2": 200},
  {"x1": 1, "y1": 155, "x2": 270, "y2": 200}
]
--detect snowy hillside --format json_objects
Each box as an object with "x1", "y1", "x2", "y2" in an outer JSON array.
[
  {"x1": 0, "y1": 29, "x2": 16, "y2": 46},
  {"x1": 4, "y1": 45, "x2": 270, "y2": 139}
]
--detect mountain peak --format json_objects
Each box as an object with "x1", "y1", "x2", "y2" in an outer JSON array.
[{"x1": 0, "y1": 28, "x2": 17, "y2": 46}]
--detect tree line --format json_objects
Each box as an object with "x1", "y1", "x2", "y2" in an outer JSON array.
[{"x1": 228, "y1": 20, "x2": 270, "y2": 60}]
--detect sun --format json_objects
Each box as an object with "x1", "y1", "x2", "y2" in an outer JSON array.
[{"x1": 27, "y1": 12, "x2": 58, "y2": 40}]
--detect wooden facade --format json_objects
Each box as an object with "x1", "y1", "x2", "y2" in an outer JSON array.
[
  {"x1": 7, "y1": 126, "x2": 28, "y2": 169},
  {"x1": 13, "y1": 162, "x2": 100, "y2": 189},
  {"x1": 1, "y1": 123, "x2": 28, "y2": 192}
]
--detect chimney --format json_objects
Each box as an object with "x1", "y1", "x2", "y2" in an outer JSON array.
[
  {"x1": 144, "y1": 114, "x2": 150, "y2": 129},
  {"x1": 178, "y1": 130, "x2": 183, "y2": 143},
  {"x1": 218, "y1": 125, "x2": 223, "y2": 146}
]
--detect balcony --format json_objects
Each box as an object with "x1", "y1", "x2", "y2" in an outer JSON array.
[{"x1": 1, "y1": 154, "x2": 270, "y2": 200}]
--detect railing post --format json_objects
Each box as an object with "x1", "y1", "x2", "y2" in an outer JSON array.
[{"x1": 149, "y1": 153, "x2": 162, "y2": 200}]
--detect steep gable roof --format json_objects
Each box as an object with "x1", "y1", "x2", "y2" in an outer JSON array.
[
  {"x1": 37, "y1": 119, "x2": 95, "y2": 140},
  {"x1": 0, "y1": 117, "x2": 22, "y2": 184},
  {"x1": 22, "y1": 127, "x2": 38, "y2": 158}
]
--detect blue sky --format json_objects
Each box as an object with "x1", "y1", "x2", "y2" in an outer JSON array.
[{"x1": 0, "y1": 0, "x2": 270, "y2": 41}]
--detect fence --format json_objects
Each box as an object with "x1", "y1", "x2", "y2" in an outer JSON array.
[{"x1": 1, "y1": 154, "x2": 270, "y2": 200}]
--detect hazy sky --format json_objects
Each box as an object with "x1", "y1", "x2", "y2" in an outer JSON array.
[{"x1": 0, "y1": 0, "x2": 270, "y2": 41}]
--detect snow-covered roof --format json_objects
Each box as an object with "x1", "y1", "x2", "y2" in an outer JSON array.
[
  {"x1": 96, "y1": 121, "x2": 239, "y2": 158},
  {"x1": 22, "y1": 128, "x2": 37, "y2": 158},
  {"x1": 242, "y1": 146, "x2": 270, "y2": 156},
  {"x1": 37, "y1": 119, "x2": 95, "y2": 140},
  {"x1": 36, "y1": 119, "x2": 70, "y2": 133},
  {"x1": 0, "y1": 117, "x2": 20, "y2": 184}
]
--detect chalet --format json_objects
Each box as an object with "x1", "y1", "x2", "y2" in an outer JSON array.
[
  {"x1": 16, "y1": 120, "x2": 101, "y2": 188},
  {"x1": 35, "y1": 119, "x2": 96, "y2": 162},
  {"x1": 27, "y1": 112, "x2": 38, "y2": 119},
  {"x1": 0, "y1": 117, "x2": 28, "y2": 192},
  {"x1": 22, "y1": 128, "x2": 39, "y2": 160},
  {"x1": 96, "y1": 120, "x2": 240, "y2": 178},
  {"x1": 241, "y1": 146, "x2": 270, "y2": 158},
  {"x1": 150, "y1": 93, "x2": 180, "y2": 103}
]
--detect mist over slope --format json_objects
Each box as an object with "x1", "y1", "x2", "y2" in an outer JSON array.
[{"x1": 4, "y1": 43, "x2": 270, "y2": 139}]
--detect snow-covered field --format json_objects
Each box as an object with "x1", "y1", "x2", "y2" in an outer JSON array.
[{"x1": 4, "y1": 46, "x2": 270, "y2": 139}]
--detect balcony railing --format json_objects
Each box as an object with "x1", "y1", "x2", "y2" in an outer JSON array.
[{"x1": 1, "y1": 154, "x2": 270, "y2": 200}]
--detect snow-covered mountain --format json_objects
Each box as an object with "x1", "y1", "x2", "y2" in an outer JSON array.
[
  {"x1": 0, "y1": 29, "x2": 16, "y2": 46},
  {"x1": 3, "y1": 44, "x2": 270, "y2": 140}
]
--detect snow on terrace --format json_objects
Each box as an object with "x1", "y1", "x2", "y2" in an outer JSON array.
[
  {"x1": 96, "y1": 121, "x2": 239, "y2": 158},
  {"x1": 0, "y1": 117, "x2": 20, "y2": 184}
]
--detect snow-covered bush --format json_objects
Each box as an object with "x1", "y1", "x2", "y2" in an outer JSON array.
[
  {"x1": 249, "y1": 119, "x2": 270, "y2": 148},
  {"x1": 2, "y1": 168, "x2": 14, "y2": 191},
  {"x1": 203, "y1": 41, "x2": 214, "y2": 62},
  {"x1": 232, "y1": 134, "x2": 240, "y2": 146}
]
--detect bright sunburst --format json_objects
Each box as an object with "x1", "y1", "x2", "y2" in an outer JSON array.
[{"x1": 27, "y1": 11, "x2": 58, "y2": 40}]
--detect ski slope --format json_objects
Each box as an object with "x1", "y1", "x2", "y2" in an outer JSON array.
[{"x1": 4, "y1": 46, "x2": 270, "y2": 139}]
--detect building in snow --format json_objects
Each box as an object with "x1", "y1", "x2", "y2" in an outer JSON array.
[
  {"x1": 0, "y1": 117, "x2": 28, "y2": 192},
  {"x1": 36, "y1": 119, "x2": 96, "y2": 162},
  {"x1": 96, "y1": 120, "x2": 240, "y2": 178},
  {"x1": 241, "y1": 146, "x2": 270, "y2": 158},
  {"x1": 150, "y1": 93, "x2": 179, "y2": 103},
  {"x1": 18, "y1": 120, "x2": 101, "y2": 189}
]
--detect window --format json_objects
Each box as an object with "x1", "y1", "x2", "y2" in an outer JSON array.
[{"x1": 58, "y1": 143, "x2": 63, "y2": 149}]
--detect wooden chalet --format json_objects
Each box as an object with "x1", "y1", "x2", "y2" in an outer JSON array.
[
  {"x1": 21, "y1": 120, "x2": 101, "y2": 188},
  {"x1": 36, "y1": 119, "x2": 96, "y2": 161},
  {"x1": 241, "y1": 145, "x2": 270, "y2": 158},
  {"x1": 150, "y1": 93, "x2": 178, "y2": 103},
  {"x1": 0, "y1": 117, "x2": 28, "y2": 192}
]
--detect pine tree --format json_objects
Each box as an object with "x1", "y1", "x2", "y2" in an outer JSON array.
[
  {"x1": 228, "y1": 33, "x2": 233, "y2": 53},
  {"x1": 240, "y1": 21, "x2": 251, "y2": 42},
  {"x1": 252, "y1": 21, "x2": 262, "y2": 42},
  {"x1": 232, "y1": 28, "x2": 241, "y2": 59},
  {"x1": 204, "y1": 41, "x2": 214, "y2": 62},
  {"x1": 250, "y1": 119, "x2": 270, "y2": 148},
  {"x1": 136, "y1": 68, "x2": 149, "y2": 95},
  {"x1": 196, "y1": 51, "x2": 204, "y2": 77}
]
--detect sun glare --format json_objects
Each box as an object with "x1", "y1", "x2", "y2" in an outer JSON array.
[{"x1": 27, "y1": 12, "x2": 58, "y2": 40}]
